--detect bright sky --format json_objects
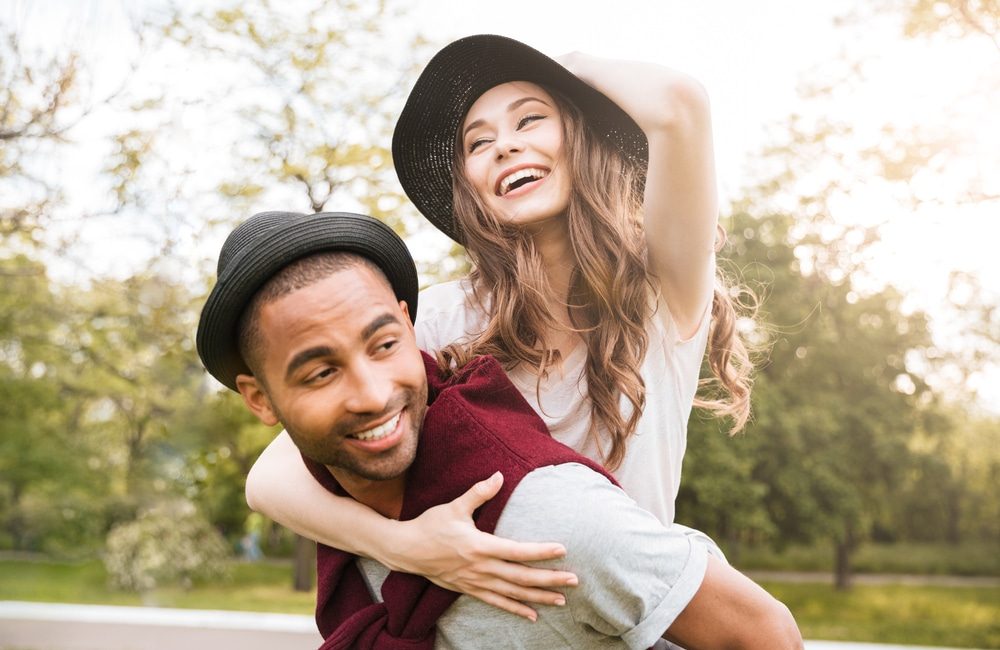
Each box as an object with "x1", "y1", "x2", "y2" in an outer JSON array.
[{"x1": 7, "y1": 0, "x2": 999, "y2": 407}]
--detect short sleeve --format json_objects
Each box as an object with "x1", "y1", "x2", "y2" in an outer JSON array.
[
  {"x1": 497, "y1": 464, "x2": 708, "y2": 649},
  {"x1": 414, "y1": 280, "x2": 485, "y2": 354}
]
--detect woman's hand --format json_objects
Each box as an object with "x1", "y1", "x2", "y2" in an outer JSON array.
[{"x1": 381, "y1": 472, "x2": 578, "y2": 621}]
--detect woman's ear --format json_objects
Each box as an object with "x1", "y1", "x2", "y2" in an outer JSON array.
[{"x1": 236, "y1": 374, "x2": 279, "y2": 426}]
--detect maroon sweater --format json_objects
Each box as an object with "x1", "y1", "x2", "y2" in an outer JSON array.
[{"x1": 302, "y1": 353, "x2": 616, "y2": 649}]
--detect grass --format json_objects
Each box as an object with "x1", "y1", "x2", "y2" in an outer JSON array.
[
  {"x1": 735, "y1": 540, "x2": 1000, "y2": 576},
  {"x1": 763, "y1": 581, "x2": 1000, "y2": 649},
  {"x1": 0, "y1": 558, "x2": 315, "y2": 614},
  {"x1": 2, "y1": 557, "x2": 998, "y2": 648}
]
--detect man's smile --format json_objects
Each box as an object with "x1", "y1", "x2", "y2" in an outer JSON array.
[{"x1": 350, "y1": 411, "x2": 402, "y2": 441}]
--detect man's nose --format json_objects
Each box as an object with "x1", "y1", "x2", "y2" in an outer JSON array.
[{"x1": 344, "y1": 363, "x2": 393, "y2": 413}]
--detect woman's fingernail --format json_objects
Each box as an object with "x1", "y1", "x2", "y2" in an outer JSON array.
[
  {"x1": 554, "y1": 596, "x2": 566, "y2": 606},
  {"x1": 566, "y1": 576, "x2": 579, "y2": 586}
]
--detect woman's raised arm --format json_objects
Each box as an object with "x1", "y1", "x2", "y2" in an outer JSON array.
[
  {"x1": 557, "y1": 52, "x2": 719, "y2": 338},
  {"x1": 246, "y1": 431, "x2": 578, "y2": 620}
]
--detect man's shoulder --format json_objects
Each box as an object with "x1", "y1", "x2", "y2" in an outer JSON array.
[
  {"x1": 499, "y1": 463, "x2": 643, "y2": 540},
  {"x1": 493, "y1": 462, "x2": 709, "y2": 649}
]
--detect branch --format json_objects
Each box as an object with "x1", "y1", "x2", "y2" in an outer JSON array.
[{"x1": 956, "y1": 0, "x2": 1000, "y2": 52}]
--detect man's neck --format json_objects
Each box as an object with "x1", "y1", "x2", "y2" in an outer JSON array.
[{"x1": 327, "y1": 466, "x2": 406, "y2": 519}]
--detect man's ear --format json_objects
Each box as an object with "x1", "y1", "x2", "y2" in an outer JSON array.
[
  {"x1": 399, "y1": 300, "x2": 413, "y2": 331},
  {"x1": 236, "y1": 374, "x2": 279, "y2": 426}
]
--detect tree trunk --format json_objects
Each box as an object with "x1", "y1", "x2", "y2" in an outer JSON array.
[
  {"x1": 7, "y1": 485, "x2": 24, "y2": 549},
  {"x1": 834, "y1": 539, "x2": 852, "y2": 590},
  {"x1": 946, "y1": 484, "x2": 962, "y2": 545},
  {"x1": 293, "y1": 534, "x2": 316, "y2": 592},
  {"x1": 834, "y1": 522, "x2": 857, "y2": 591}
]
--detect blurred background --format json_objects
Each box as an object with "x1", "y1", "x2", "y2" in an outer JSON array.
[{"x1": 1, "y1": 0, "x2": 997, "y2": 647}]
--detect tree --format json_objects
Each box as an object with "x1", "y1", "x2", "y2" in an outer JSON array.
[
  {"x1": 0, "y1": 256, "x2": 105, "y2": 553},
  {"x1": 153, "y1": 0, "x2": 433, "y2": 591},
  {"x1": 682, "y1": 0, "x2": 999, "y2": 586},
  {"x1": 0, "y1": 23, "x2": 165, "y2": 553},
  {"x1": 679, "y1": 206, "x2": 935, "y2": 588}
]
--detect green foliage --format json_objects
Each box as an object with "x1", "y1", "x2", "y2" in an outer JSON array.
[
  {"x1": 175, "y1": 391, "x2": 279, "y2": 539},
  {"x1": 677, "y1": 0, "x2": 1000, "y2": 579},
  {"x1": 681, "y1": 211, "x2": 949, "y2": 580},
  {"x1": 0, "y1": 1, "x2": 434, "y2": 573},
  {"x1": 103, "y1": 500, "x2": 231, "y2": 592}
]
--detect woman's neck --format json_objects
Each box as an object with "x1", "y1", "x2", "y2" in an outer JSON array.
[
  {"x1": 524, "y1": 217, "x2": 582, "y2": 356},
  {"x1": 526, "y1": 216, "x2": 574, "y2": 302}
]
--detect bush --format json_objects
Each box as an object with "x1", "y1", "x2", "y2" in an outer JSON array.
[{"x1": 104, "y1": 499, "x2": 230, "y2": 592}]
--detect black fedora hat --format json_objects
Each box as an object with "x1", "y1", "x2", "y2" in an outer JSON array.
[
  {"x1": 392, "y1": 34, "x2": 648, "y2": 244},
  {"x1": 197, "y1": 211, "x2": 419, "y2": 391}
]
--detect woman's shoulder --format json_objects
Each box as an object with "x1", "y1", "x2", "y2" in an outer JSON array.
[
  {"x1": 418, "y1": 278, "x2": 472, "y2": 306},
  {"x1": 416, "y1": 278, "x2": 479, "y2": 322},
  {"x1": 415, "y1": 278, "x2": 486, "y2": 351}
]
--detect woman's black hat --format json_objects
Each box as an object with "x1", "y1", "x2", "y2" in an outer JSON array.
[{"x1": 392, "y1": 34, "x2": 648, "y2": 244}]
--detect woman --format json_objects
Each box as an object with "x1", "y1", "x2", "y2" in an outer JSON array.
[{"x1": 245, "y1": 34, "x2": 753, "y2": 620}]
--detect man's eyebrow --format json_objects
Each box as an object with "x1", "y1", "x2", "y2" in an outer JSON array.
[
  {"x1": 461, "y1": 96, "x2": 552, "y2": 139},
  {"x1": 283, "y1": 313, "x2": 401, "y2": 381},
  {"x1": 361, "y1": 312, "x2": 401, "y2": 341},
  {"x1": 285, "y1": 346, "x2": 335, "y2": 381}
]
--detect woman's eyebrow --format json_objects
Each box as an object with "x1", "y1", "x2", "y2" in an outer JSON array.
[
  {"x1": 507, "y1": 96, "x2": 550, "y2": 112},
  {"x1": 462, "y1": 96, "x2": 552, "y2": 139}
]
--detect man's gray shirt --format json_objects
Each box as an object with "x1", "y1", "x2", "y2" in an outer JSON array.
[{"x1": 359, "y1": 463, "x2": 708, "y2": 649}]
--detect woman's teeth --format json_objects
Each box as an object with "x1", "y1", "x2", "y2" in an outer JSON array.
[
  {"x1": 353, "y1": 412, "x2": 401, "y2": 441},
  {"x1": 499, "y1": 168, "x2": 548, "y2": 195}
]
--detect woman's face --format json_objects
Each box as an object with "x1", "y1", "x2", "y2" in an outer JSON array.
[{"x1": 459, "y1": 81, "x2": 572, "y2": 229}]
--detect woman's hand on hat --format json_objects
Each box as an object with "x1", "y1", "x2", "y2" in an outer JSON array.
[
  {"x1": 384, "y1": 471, "x2": 578, "y2": 621},
  {"x1": 557, "y1": 50, "x2": 705, "y2": 136},
  {"x1": 555, "y1": 51, "x2": 598, "y2": 87}
]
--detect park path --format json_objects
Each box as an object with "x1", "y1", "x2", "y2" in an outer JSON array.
[
  {"x1": 0, "y1": 601, "x2": 320, "y2": 650},
  {"x1": 745, "y1": 571, "x2": 1000, "y2": 587},
  {"x1": 0, "y1": 601, "x2": 986, "y2": 650}
]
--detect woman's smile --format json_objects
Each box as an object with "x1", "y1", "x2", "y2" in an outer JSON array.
[{"x1": 496, "y1": 166, "x2": 551, "y2": 196}]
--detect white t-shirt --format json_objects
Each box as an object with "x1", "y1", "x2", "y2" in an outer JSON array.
[{"x1": 414, "y1": 279, "x2": 711, "y2": 526}]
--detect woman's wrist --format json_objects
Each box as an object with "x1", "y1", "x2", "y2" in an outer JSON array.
[{"x1": 368, "y1": 517, "x2": 411, "y2": 572}]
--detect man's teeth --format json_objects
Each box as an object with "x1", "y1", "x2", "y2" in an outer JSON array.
[
  {"x1": 499, "y1": 168, "x2": 548, "y2": 195},
  {"x1": 353, "y1": 413, "x2": 401, "y2": 441}
]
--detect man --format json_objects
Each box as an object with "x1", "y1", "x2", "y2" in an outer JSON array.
[{"x1": 197, "y1": 210, "x2": 802, "y2": 650}]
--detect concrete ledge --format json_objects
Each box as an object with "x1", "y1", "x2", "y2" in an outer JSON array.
[{"x1": 0, "y1": 601, "x2": 315, "y2": 631}]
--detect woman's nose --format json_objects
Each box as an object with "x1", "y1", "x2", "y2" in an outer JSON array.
[{"x1": 494, "y1": 132, "x2": 523, "y2": 159}]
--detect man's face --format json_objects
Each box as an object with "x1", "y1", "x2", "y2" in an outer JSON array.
[{"x1": 237, "y1": 265, "x2": 427, "y2": 489}]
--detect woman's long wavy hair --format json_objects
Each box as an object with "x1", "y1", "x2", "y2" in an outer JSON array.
[{"x1": 438, "y1": 85, "x2": 753, "y2": 471}]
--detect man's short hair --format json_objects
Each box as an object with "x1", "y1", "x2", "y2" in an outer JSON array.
[{"x1": 236, "y1": 251, "x2": 393, "y2": 379}]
